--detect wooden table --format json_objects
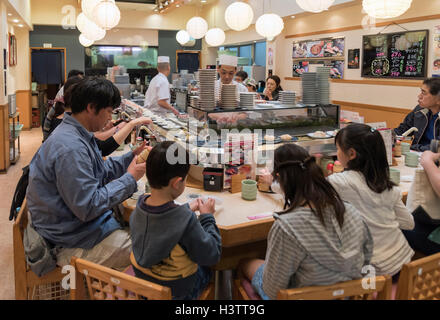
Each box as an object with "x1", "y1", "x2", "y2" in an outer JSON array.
[{"x1": 115, "y1": 147, "x2": 419, "y2": 271}]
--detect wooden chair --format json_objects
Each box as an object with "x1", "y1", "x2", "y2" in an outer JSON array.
[
  {"x1": 396, "y1": 252, "x2": 440, "y2": 300},
  {"x1": 233, "y1": 276, "x2": 392, "y2": 300},
  {"x1": 13, "y1": 199, "x2": 69, "y2": 300},
  {"x1": 70, "y1": 257, "x2": 215, "y2": 300}
]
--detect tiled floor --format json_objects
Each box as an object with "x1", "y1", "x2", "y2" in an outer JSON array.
[{"x1": 0, "y1": 128, "x2": 43, "y2": 300}]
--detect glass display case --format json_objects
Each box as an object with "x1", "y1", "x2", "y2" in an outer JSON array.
[{"x1": 187, "y1": 103, "x2": 339, "y2": 137}]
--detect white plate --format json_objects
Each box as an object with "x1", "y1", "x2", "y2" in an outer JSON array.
[{"x1": 307, "y1": 133, "x2": 332, "y2": 139}]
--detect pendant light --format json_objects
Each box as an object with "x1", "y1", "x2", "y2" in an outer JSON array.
[
  {"x1": 93, "y1": 0, "x2": 121, "y2": 30},
  {"x1": 176, "y1": 30, "x2": 191, "y2": 45},
  {"x1": 79, "y1": 34, "x2": 94, "y2": 47},
  {"x1": 296, "y1": 0, "x2": 335, "y2": 13},
  {"x1": 76, "y1": 13, "x2": 106, "y2": 41},
  {"x1": 186, "y1": 16, "x2": 208, "y2": 39},
  {"x1": 224, "y1": 1, "x2": 254, "y2": 31},
  {"x1": 362, "y1": 0, "x2": 413, "y2": 19},
  {"x1": 205, "y1": 5, "x2": 225, "y2": 47},
  {"x1": 255, "y1": 1, "x2": 284, "y2": 41}
]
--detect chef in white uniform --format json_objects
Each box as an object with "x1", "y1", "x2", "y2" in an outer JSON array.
[
  {"x1": 144, "y1": 56, "x2": 180, "y2": 116},
  {"x1": 215, "y1": 55, "x2": 248, "y2": 102}
]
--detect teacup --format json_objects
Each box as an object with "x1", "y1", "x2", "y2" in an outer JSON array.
[
  {"x1": 389, "y1": 168, "x2": 400, "y2": 185},
  {"x1": 401, "y1": 142, "x2": 411, "y2": 155},
  {"x1": 242, "y1": 179, "x2": 258, "y2": 201},
  {"x1": 405, "y1": 152, "x2": 419, "y2": 168}
]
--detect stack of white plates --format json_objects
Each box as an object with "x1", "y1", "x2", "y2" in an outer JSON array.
[
  {"x1": 239, "y1": 92, "x2": 256, "y2": 108},
  {"x1": 301, "y1": 72, "x2": 319, "y2": 105},
  {"x1": 316, "y1": 67, "x2": 331, "y2": 105},
  {"x1": 198, "y1": 69, "x2": 216, "y2": 110},
  {"x1": 221, "y1": 84, "x2": 238, "y2": 109},
  {"x1": 190, "y1": 96, "x2": 200, "y2": 108},
  {"x1": 279, "y1": 91, "x2": 296, "y2": 106}
]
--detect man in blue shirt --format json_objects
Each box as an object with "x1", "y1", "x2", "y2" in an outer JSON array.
[{"x1": 26, "y1": 77, "x2": 148, "y2": 271}]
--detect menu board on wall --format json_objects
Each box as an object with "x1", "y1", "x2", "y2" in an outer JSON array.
[
  {"x1": 362, "y1": 30, "x2": 428, "y2": 79},
  {"x1": 293, "y1": 37, "x2": 345, "y2": 58}
]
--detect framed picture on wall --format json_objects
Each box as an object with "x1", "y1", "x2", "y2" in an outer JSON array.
[{"x1": 9, "y1": 33, "x2": 17, "y2": 66}]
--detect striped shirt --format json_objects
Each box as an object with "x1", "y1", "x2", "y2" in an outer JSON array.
[{"x1": 262, "y1": 203, "x2": 373, "y2": 300}]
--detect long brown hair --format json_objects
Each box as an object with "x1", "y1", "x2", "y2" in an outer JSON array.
[{"x1": 273, "y1": 144, "x2": 345, "y2": 227}]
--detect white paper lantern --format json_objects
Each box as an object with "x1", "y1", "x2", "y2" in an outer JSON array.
[
  {"x1": 296, "y1": 0, "x2": 335, "y2": 13},
  {"x1": 79, "y1": 34, "x2": 94, "y2": 47},
  {"x1": 176, "y1": 30, "x2": 191, "y2": 45},
  {"x1": 362, "y1": 0, "x2": 412, "y2": 19},
  {"x1": 186, "y1": 16, "x2": 208, "y2": 39},
  {"x1": 77, "y1": 14, "x2": 106, "y2": 41},
  {"x1": 205, "y1": 28, "x2": 226, "y2": 47},
  {"x1": 256, "y1": 14, "x2": 284, "y2": 39},
  {"x1": 225, "y1": 1, "x2": 254, "y2": 31},
  {"x1": 93, "y1": 0, "x2": 121, "y2": 30},
  {"x1": 82, "y1": 0, "x2": 104, "y2": 20}
]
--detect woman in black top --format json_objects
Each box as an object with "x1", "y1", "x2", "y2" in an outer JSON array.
[{"x1": 263, "y1": 75, "x2": 283, "y2": 101}]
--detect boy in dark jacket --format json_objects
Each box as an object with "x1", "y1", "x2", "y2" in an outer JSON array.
[{"x1": 130, "y1": 141, "x2": 221, "y2": 299}]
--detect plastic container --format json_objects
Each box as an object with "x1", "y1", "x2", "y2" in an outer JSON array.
[{"x1": 10, "y1": 123, "x2": 23, "y2": 140}]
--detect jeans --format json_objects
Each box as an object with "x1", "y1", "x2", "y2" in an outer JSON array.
[{"x1": 173, "y1": 266, "x2": 212, "y2": 300}]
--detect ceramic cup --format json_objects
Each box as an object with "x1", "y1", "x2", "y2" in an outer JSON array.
[
  {"x1": 389, "y1": 168, "x2": 401, "y2": 185},
  {"x1": 401, "y1": 142, "x2": 411, "y2": 155},
  {"x1": 116, "y1": 143, "x2": 125, "y2": 151},
  {"x1": 405, "y1": 152, "x2": 419, "y2": 168},
  {"x1": 242, "y1": 179, "x2": 258, "y2": 201}
]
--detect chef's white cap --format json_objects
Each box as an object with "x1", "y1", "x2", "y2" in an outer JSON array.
[
  {"x1": 219, "y1": 55, "x2": 238, "y2": 67},
  {"x1": 158, "y1": 56, "x2": 170, "y2": 63}
]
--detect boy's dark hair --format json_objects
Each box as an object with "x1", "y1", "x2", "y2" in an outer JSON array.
[
  {"x1": 70, "y1": 77, "x2": 121, "y2": 115},
  {"x1": 147, "y1": 141, "x2": 190, "y2": 189},
  {"x1": 54, "y1": 76, "x2": 83, "y2": 117},
  {"x1": 235, "y1": 70, "x2": 248, "y2": 81},
  {"x1": 67, "y1": 69, "x2": 84, "y2": 79},
  {"x1": 273, "y1": 144, "x2": 345, "y2": 228},
  {"x1": 423, "y1": 77, "x2": 440, "y2": 96},
  {"x1": 335, "y1": 123, "x2": 395, "y2": 194}
]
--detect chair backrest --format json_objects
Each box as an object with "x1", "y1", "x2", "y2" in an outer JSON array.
[
  {"x1": 396, "y1": 252, "x2": 440, "y2": 300},
  {"x1": 277, "y1": 276, "x2": 392, "y2": 300},
  {"x1": 70, "y1": 257, "x2": 172, "y2": 300}
]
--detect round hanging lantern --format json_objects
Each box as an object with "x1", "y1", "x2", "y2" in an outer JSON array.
[
  {"x1": 77, "y1": 13, "x2": 106, "y2": 41},
  {"x1": 93, "y1": 0, "x2": 121, "y2": 30},
  {"x1": 176, "y1": 30, "x2": 191, "y2": 45},
  {"x1": 82, "y1": 0, "x2": 104, "y2": 20},
  {"x1": 362, "y1": 0, "x2": 412, "y2": 19},
  {"x1": 79, "y1": 34, "x2": 94, "y2": 47},
  {"x1": 76, "y1": 13, "x2": 89, "y2": 33},
  {"x1": 224, "y1": 1, "x2": 254, "y2": 31},
  {"x1": 205, "y1": 28, "x2": 226, "y2": 47},
  {"x1": 296, "y1": 0, "x2": 335, "y2": 13},
  {"x1": 255, "y1": 14, "x2": 284, "y2": 40},
  {"x1": 186, "y1": 16, "x2": 208, "y2": 39}
]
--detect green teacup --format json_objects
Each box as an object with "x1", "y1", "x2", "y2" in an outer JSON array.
[
  {"x1": 116, "y1": 143, "x2": 125, "y2": 151},
  {"x1": 405, "y1": 152, "x2": 419, "y2": 168},
  {"x1": 401, "y1": 142, "x2": 411, "y2": 155},
  {"x1": 389, "y1": 168, "x2": 400, "y2": 185},
  {"x1": 242, "y1": 179, "x2": 258, "y2": 201}
]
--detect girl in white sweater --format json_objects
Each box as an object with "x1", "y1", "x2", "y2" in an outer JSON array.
[{"x1": 328, "y1": 124, "x2": 415, "y2": 279}]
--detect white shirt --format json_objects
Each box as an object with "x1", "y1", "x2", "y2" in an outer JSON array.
[
  {"x1": 215, "y1": 79, "x2": 248, "y2": 102},
  {"x1": 144, "y1": 72, "x2": 171, "y2": 114},
  {"x1": 328, "y1": 170, "x2": 414, "y2": 276}
]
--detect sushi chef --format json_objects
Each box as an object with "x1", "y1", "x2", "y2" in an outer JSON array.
[
  {"x1": 215, "y1": 55, "x2": 248, "y2": 102},
  {"x1": 144, "y1": 56, "x2": 180, "y2": 116}
]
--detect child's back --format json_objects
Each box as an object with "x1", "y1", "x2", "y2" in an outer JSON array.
[
  {"x1": 130, "y1": 194, "x2": 221, "y2": 299},
  {"x1": 331, "y1": 124, "x2": 415, "y2": 276},
  {"x1": 129, "y1": 141, "x2": 221, "y2": 300}
]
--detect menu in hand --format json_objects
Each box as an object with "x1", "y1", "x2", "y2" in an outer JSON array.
[{"x1": 362, "y1": 30, "x2": 428, "y2": 79}]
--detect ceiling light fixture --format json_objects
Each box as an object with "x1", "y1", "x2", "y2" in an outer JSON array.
[{"x1": 362, "y1": 0, "x2": 412, "y2": 19}]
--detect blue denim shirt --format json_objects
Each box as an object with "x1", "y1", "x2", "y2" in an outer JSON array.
[{"x1": 26, "y1": 113, "x2": 137, "y2": 249}]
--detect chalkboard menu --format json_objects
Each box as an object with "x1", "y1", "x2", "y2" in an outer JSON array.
[{"x1": 362, "y1": 30, "x2": 428, "y2": 79}]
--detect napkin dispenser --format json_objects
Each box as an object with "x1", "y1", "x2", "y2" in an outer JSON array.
[{"x1": 203, "y1": 168, "x2": 224, "y2": 192}]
